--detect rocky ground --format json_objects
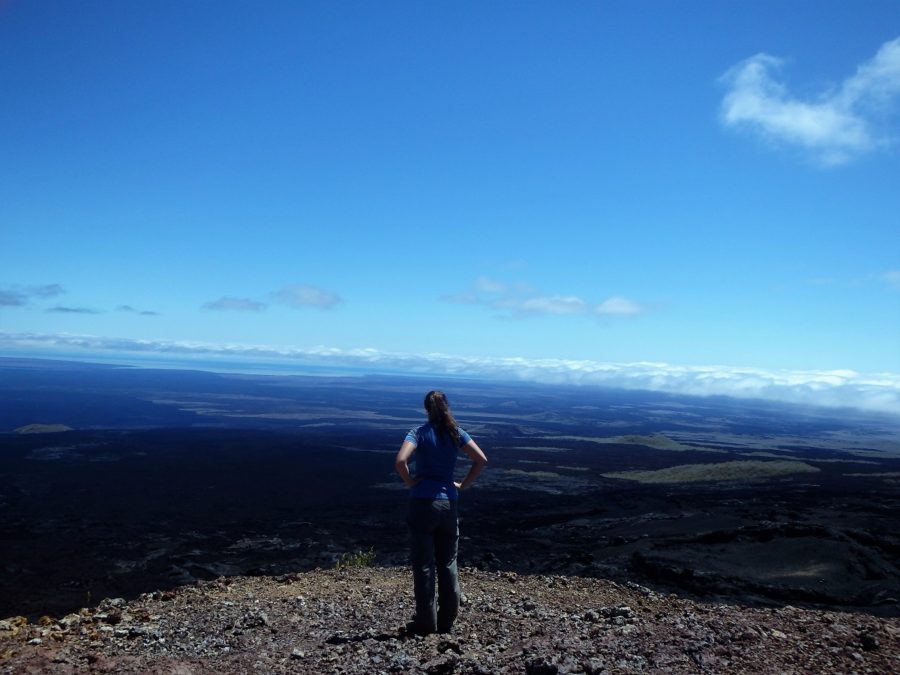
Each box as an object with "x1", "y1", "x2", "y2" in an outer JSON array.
[{"x1": 1, "y1": 566, "x2": 898, "y2": 674}]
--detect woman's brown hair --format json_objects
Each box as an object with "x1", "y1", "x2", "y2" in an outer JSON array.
[{"x1": 424, "y1": 390, "x2": 462, "y2": 446}]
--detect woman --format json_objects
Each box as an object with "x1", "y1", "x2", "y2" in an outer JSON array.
[{"x1": 394, "y1": 390, "x2": 488, "y2": 636}]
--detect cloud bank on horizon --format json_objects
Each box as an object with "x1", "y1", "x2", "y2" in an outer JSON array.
[
  {"x1": 3, "y1": 331, "x2": 899, "y2": 416},
  {"x1": 720, "y1": 36, "x2": 900, "y2": 165}
]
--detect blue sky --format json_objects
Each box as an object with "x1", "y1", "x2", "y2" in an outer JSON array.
[{"x1": 1, "y1": 1, "x2": 899, "y2": 412}]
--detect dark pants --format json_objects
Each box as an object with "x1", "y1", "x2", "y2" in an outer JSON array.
[{"x1": 407, "y1": 498, "x2": 460, "y2": 634}]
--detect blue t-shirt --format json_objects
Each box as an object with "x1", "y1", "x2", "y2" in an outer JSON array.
[{"x1": 404, "y1": 423, "x2": 472, "y2": 500}]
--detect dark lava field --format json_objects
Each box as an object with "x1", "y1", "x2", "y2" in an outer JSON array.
[{"x1": 2, "y1": 357, "x2": 899, "y2": 620}]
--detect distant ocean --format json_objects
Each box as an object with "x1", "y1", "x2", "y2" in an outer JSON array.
[{"x1": 0, "y1": 349, "x2": 474, "y2": 381}]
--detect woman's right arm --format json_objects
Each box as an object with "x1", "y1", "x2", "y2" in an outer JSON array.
[
  {"x1": 394, "y1": 440, "x2": 420, "y2": 488},
  {"x1": 455, "y1": 439, "x2": 488, "y2": 491}
]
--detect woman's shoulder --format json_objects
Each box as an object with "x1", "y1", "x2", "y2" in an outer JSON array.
[{"x1": 406, "y1": 422, "x2": 431, "y2": 438}]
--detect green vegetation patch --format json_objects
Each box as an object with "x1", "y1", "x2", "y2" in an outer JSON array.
[
  {"x1": 541, "y1": 434, "x2": 724, "y2": 453},
  {"x1": 618, "y1": 434, "x2": 691, "y2": 450},
  {"x1": 603, "y1": 460, "x2": 820, "y2": 484},
  {"x1": 335, "y1": 547, "x2": 377, "y2": 569}
]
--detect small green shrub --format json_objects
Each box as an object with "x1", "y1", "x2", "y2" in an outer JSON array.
[{"x1": 335, "y1": 546, "x2": 376, "y2": 569}]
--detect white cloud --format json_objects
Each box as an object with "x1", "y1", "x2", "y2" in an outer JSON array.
[
  {"x1": 445, "y1": 278, "x2": 645, "y2": 319},
  {"x1": 595, "y1": 297, "x2": 643, "y2": 316},
  {"x1": 474, "y1": 276, "x2": 508, "y2": 294},
  {"x1": 839, "y1": 38, "x2": 900, "y2": 107},
  {"x1": 271, "y1": 284, "x2": 342, "y2": 309},
  {"x1": 202, "y1": 297, "x2": 267, "y2": 312},
  {"x1": 117, "y1": 304, "x2": 160, "y2": 316},
  {"x1": 3, "y1": 330, "x2": 899, "y2": 415},
  {"x1": 720, "y1": 37, "x2": 900, "y2": 165},
  {"x1": 201, "y1": 284, "x2": 341, "y2": 313},
  {"x1": 441, "y1": 291, "x2": 480, "y2": 305},
  {"x1": 520, "y1": 295, "x2": 586, "y2": 315}
]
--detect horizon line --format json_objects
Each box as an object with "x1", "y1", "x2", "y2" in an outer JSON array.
[{"x1": 1, "y1": 330, "x2": 899, "y2": 417}]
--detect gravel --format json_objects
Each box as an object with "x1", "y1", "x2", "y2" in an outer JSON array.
[{"x1": 2, "y1": 566, "x2": 898, "y2": 673}]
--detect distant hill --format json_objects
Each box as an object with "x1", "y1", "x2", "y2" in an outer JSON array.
[
  {"x1": 604, "y1": 459, "x2": 820, "y2": 484},
  {"x1": 14, "y1": 424, "x2": 73, "y2": 434}
]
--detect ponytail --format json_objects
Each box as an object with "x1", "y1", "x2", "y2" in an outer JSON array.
[{"x1": 424, "y1": 390, "x2": 461, "y2": 446}]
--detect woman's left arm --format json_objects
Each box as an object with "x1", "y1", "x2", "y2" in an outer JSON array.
[
  {"x1": 394, "y1": 440, "x2": 420, "y2": 488},
  {"x1": 455, "y1": 439, "x2": 488, "y2": 491}
]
